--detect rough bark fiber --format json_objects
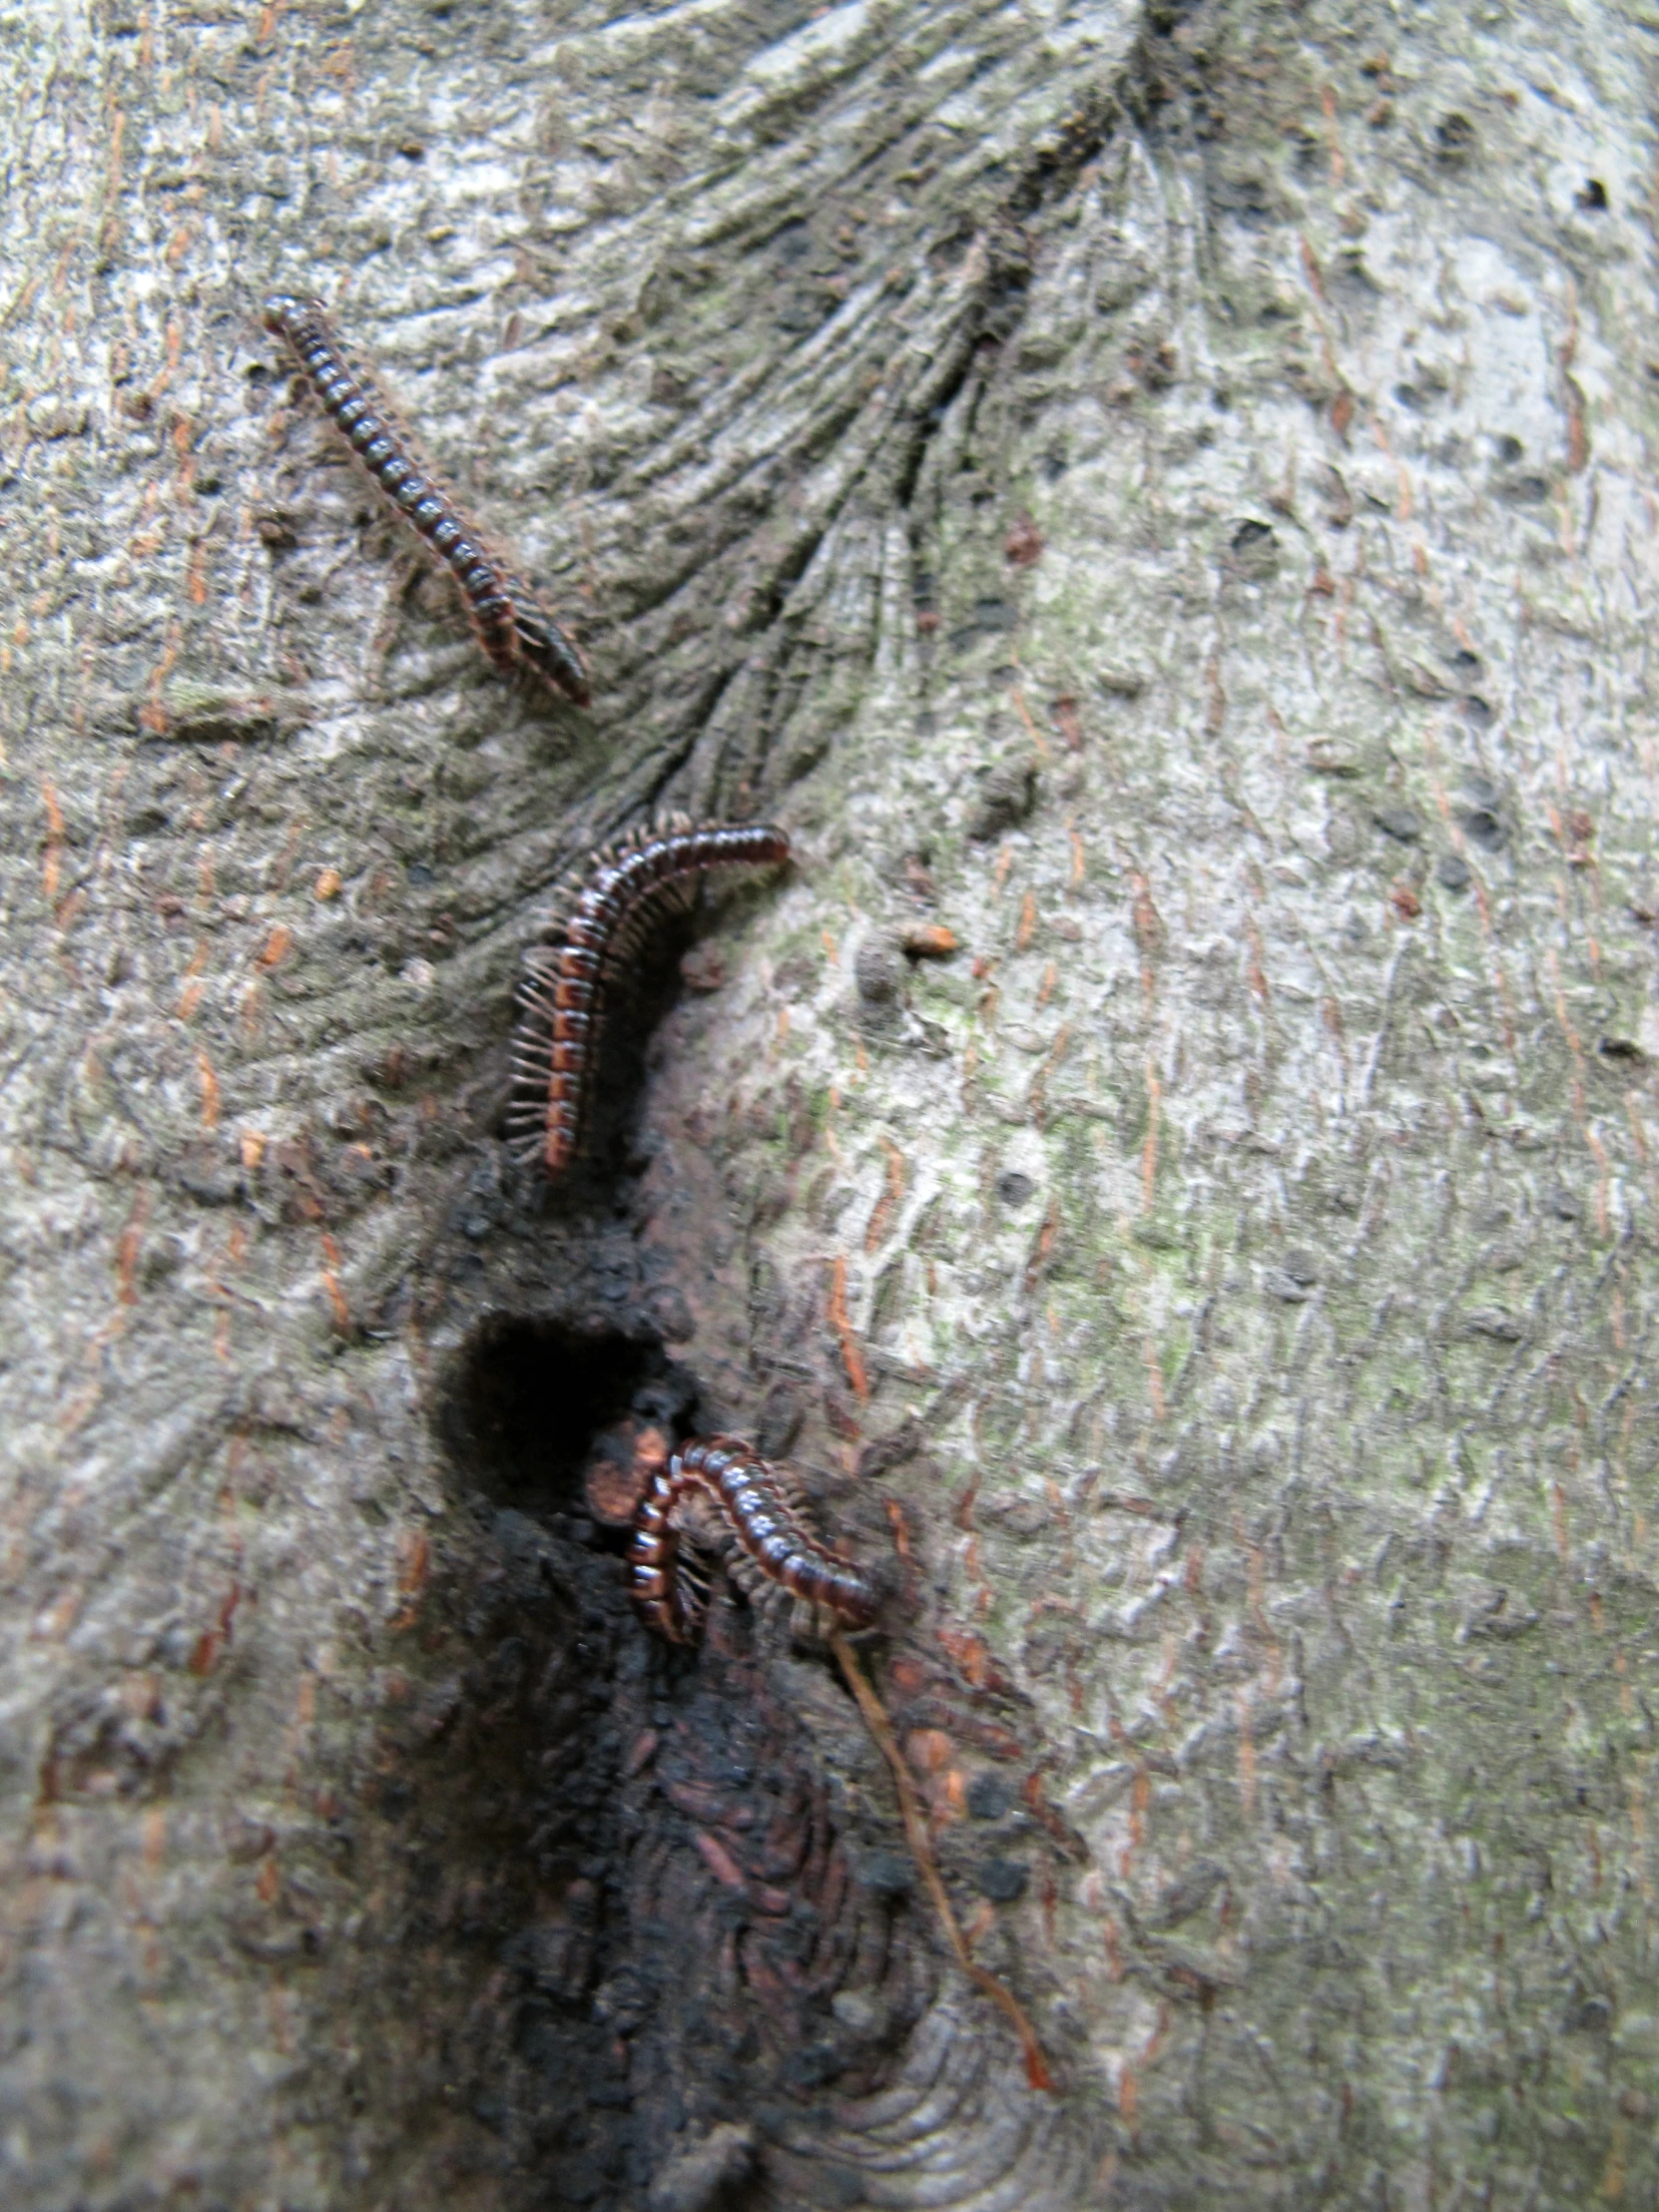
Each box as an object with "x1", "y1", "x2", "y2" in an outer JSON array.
[{"x1": 5, "y1": 0, "x2": 1659, "y2": 2205}]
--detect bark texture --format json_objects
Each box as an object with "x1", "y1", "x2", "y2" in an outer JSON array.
[{"x1": 5, "y1": 0, "x2": 1659, "y2": 2205}]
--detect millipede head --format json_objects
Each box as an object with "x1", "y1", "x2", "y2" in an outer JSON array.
[
  {"x1": 262, "y1": 293, "x2": 312, "y2": 336},
  {"x1": 505, "y1": 581, "x2": 591, "y2": 708}
]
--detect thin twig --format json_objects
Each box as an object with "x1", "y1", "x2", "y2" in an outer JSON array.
[{"x1": 830, "y1": 1629, "x2": 1053, "y2": 2092}]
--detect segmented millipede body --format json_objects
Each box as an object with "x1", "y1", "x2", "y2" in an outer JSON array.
[
  {"x1": 262, "y1": 293, "x2": 590, "y2": 707},
  {"x1": 630, "y1": 1435, "x2": 878, "y2": 1645},
  {"x1": 508, "y1": 820, "x2": 790, "y2": 1178}
]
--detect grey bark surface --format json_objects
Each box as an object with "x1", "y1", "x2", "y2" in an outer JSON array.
[{"x1": 4, "y1": 0, "x2": 1659, "y2": 2205}]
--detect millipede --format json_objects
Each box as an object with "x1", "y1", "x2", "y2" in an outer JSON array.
[
  {"x1": 507, "y1": 819, "x2": 790, "y2": 1178},
  {"x1": 262, "y1": 293, "x2": 590, "y2": 707},
  {"x1": 630, "y1": 1435, "x2": 878, "y2": 1645}
]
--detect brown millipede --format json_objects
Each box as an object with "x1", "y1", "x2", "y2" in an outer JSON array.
[
  {"x1": 507, "y1": 819, "x2": 790, "y2": 1177},
  {"x1": 630, "y1": 1435, "x2": 878, "y2": 1644},
  {"x1": 262, "y1": 293, "x2": 590, "y2": 707}
]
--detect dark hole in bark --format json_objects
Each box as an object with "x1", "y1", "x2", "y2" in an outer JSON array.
[
  {"x1": 352, "y1": 1432, "x2": 647, "y2": 2203},
  {"x1": 329, "y1": 1315, "x2": 713, "y2": 2206},
  {"x1": 349, "y1": 1313, "x2": 962, "y2": 2208},
  {"x1": 444, "y1": 1312, "x2": 685, "y2": 1509}
]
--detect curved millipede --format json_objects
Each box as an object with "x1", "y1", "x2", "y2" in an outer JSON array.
[
  {"x1": 507, "y1": 819, "x2": 790, "y2": 1178},
  {"x1": 630, "y1": 1434, "x2": 878, "y2": 1644},
  {"x1": 262, "y1": 293, "x2": 590, "y2": 707}
]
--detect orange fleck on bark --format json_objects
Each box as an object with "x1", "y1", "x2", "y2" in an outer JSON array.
[
  {"x1": 318, "y1": 1231, "x2": 351, "y2": 1334},
  {"x1": 1021, "y1": 1770, "x2": 1083, "y2": 1860},
  {"x1": 1625, "y1": 1094, "x2": 1650, "y2": 1167},
  {"x1": 1027, "y1": 1021, "x2": 1073, "y2": 1132},
  {"x1": 1587, "y1": 1127, "x2": 1611, "y2": 1239},
  {"x1": 1245, "y1": 915, "x2": 1270, "y2": 1004},
  {"x1": 1321, "y1": 83, "x2": 1344, "y2": 181},
  {"x1": 397, "y1": 1527, "x2": 430, "y2": 1601},
  {"x1": 1141, "y1": 1069, "x2": 1161, "y2": 1212},
  {"x1": 257, "y1": 923, "x2": 293, "y2": 968},
  {"x1": 1023, "y1": 1203, "x2": 1059, "y2": 1293},
  {"x1": 1565, "y1": 373, "x2": 1589, "y2": 473},
  {"x1": 1009, "y1": 684, "x2": 1050, "y2": 762},
  {"x1": 1015, "y1": 888, "x2": 1037, "y2": 952},
  {"x1": 905, "y1": 1727, "x2": 954, "y2": 1775},
  {"x1": 1104, "y1": 1920, "x2": 1124, "y2": 1979},
  {"x1": 864, "y1": 1136, "x2": 906, "y2": 1253},
  {"x1": 829, "y1": 1255, "x2": 868, "y2": 1399},
  {"x1": 140, "y1": 621, "x2": 181, "y2": 736},
  {"x1": 313, "y1": 866, "x2": 342, "y2": 901},
  {"x1": 1003, "y1": 512, "x2": 1043, "y2": 566},
  {"x1": 901, "y1": 922, "x2": 957, "y2": 959},
  {"x1": 1052, "y1": 695, "x2": 1083, "y2": 750},
  {"x1": 196, "y1": 1048, "x2": 221, "y2": 1131},
  {"x1": 1387, "y1": 878, "x2": 1421, "y2": 921},
  {"x1": 961, "y1": 1898, "x2": 995, "y2": 1948},
  {"x1": 936, "y1": 1624, "x2": 994, "y2": 1690},
  {"x1": 189, "y1": 1580, "x2": 242, "y2": 1676},
  {"x1": 1237, "y1": 1688, "x2": 1257, "y2": 1813},
  {"x1": 116, "y1": 1190, "x2": 153, "y2": 1306},
  {"x1": 883, "y1": 1495, "x2": 915, "y2": 1566},
  {"x1": 41, "y1": 780, "x2": 64, "y2": 903}
]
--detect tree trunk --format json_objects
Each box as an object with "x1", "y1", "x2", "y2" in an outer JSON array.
[{"x1": 5, "y1": 1, "x2": 1657, "y2": 2204}]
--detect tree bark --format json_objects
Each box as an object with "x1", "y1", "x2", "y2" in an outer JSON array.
[{"x1": 5, "y1": 0, "x2": 1659, "y2": 2205}]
